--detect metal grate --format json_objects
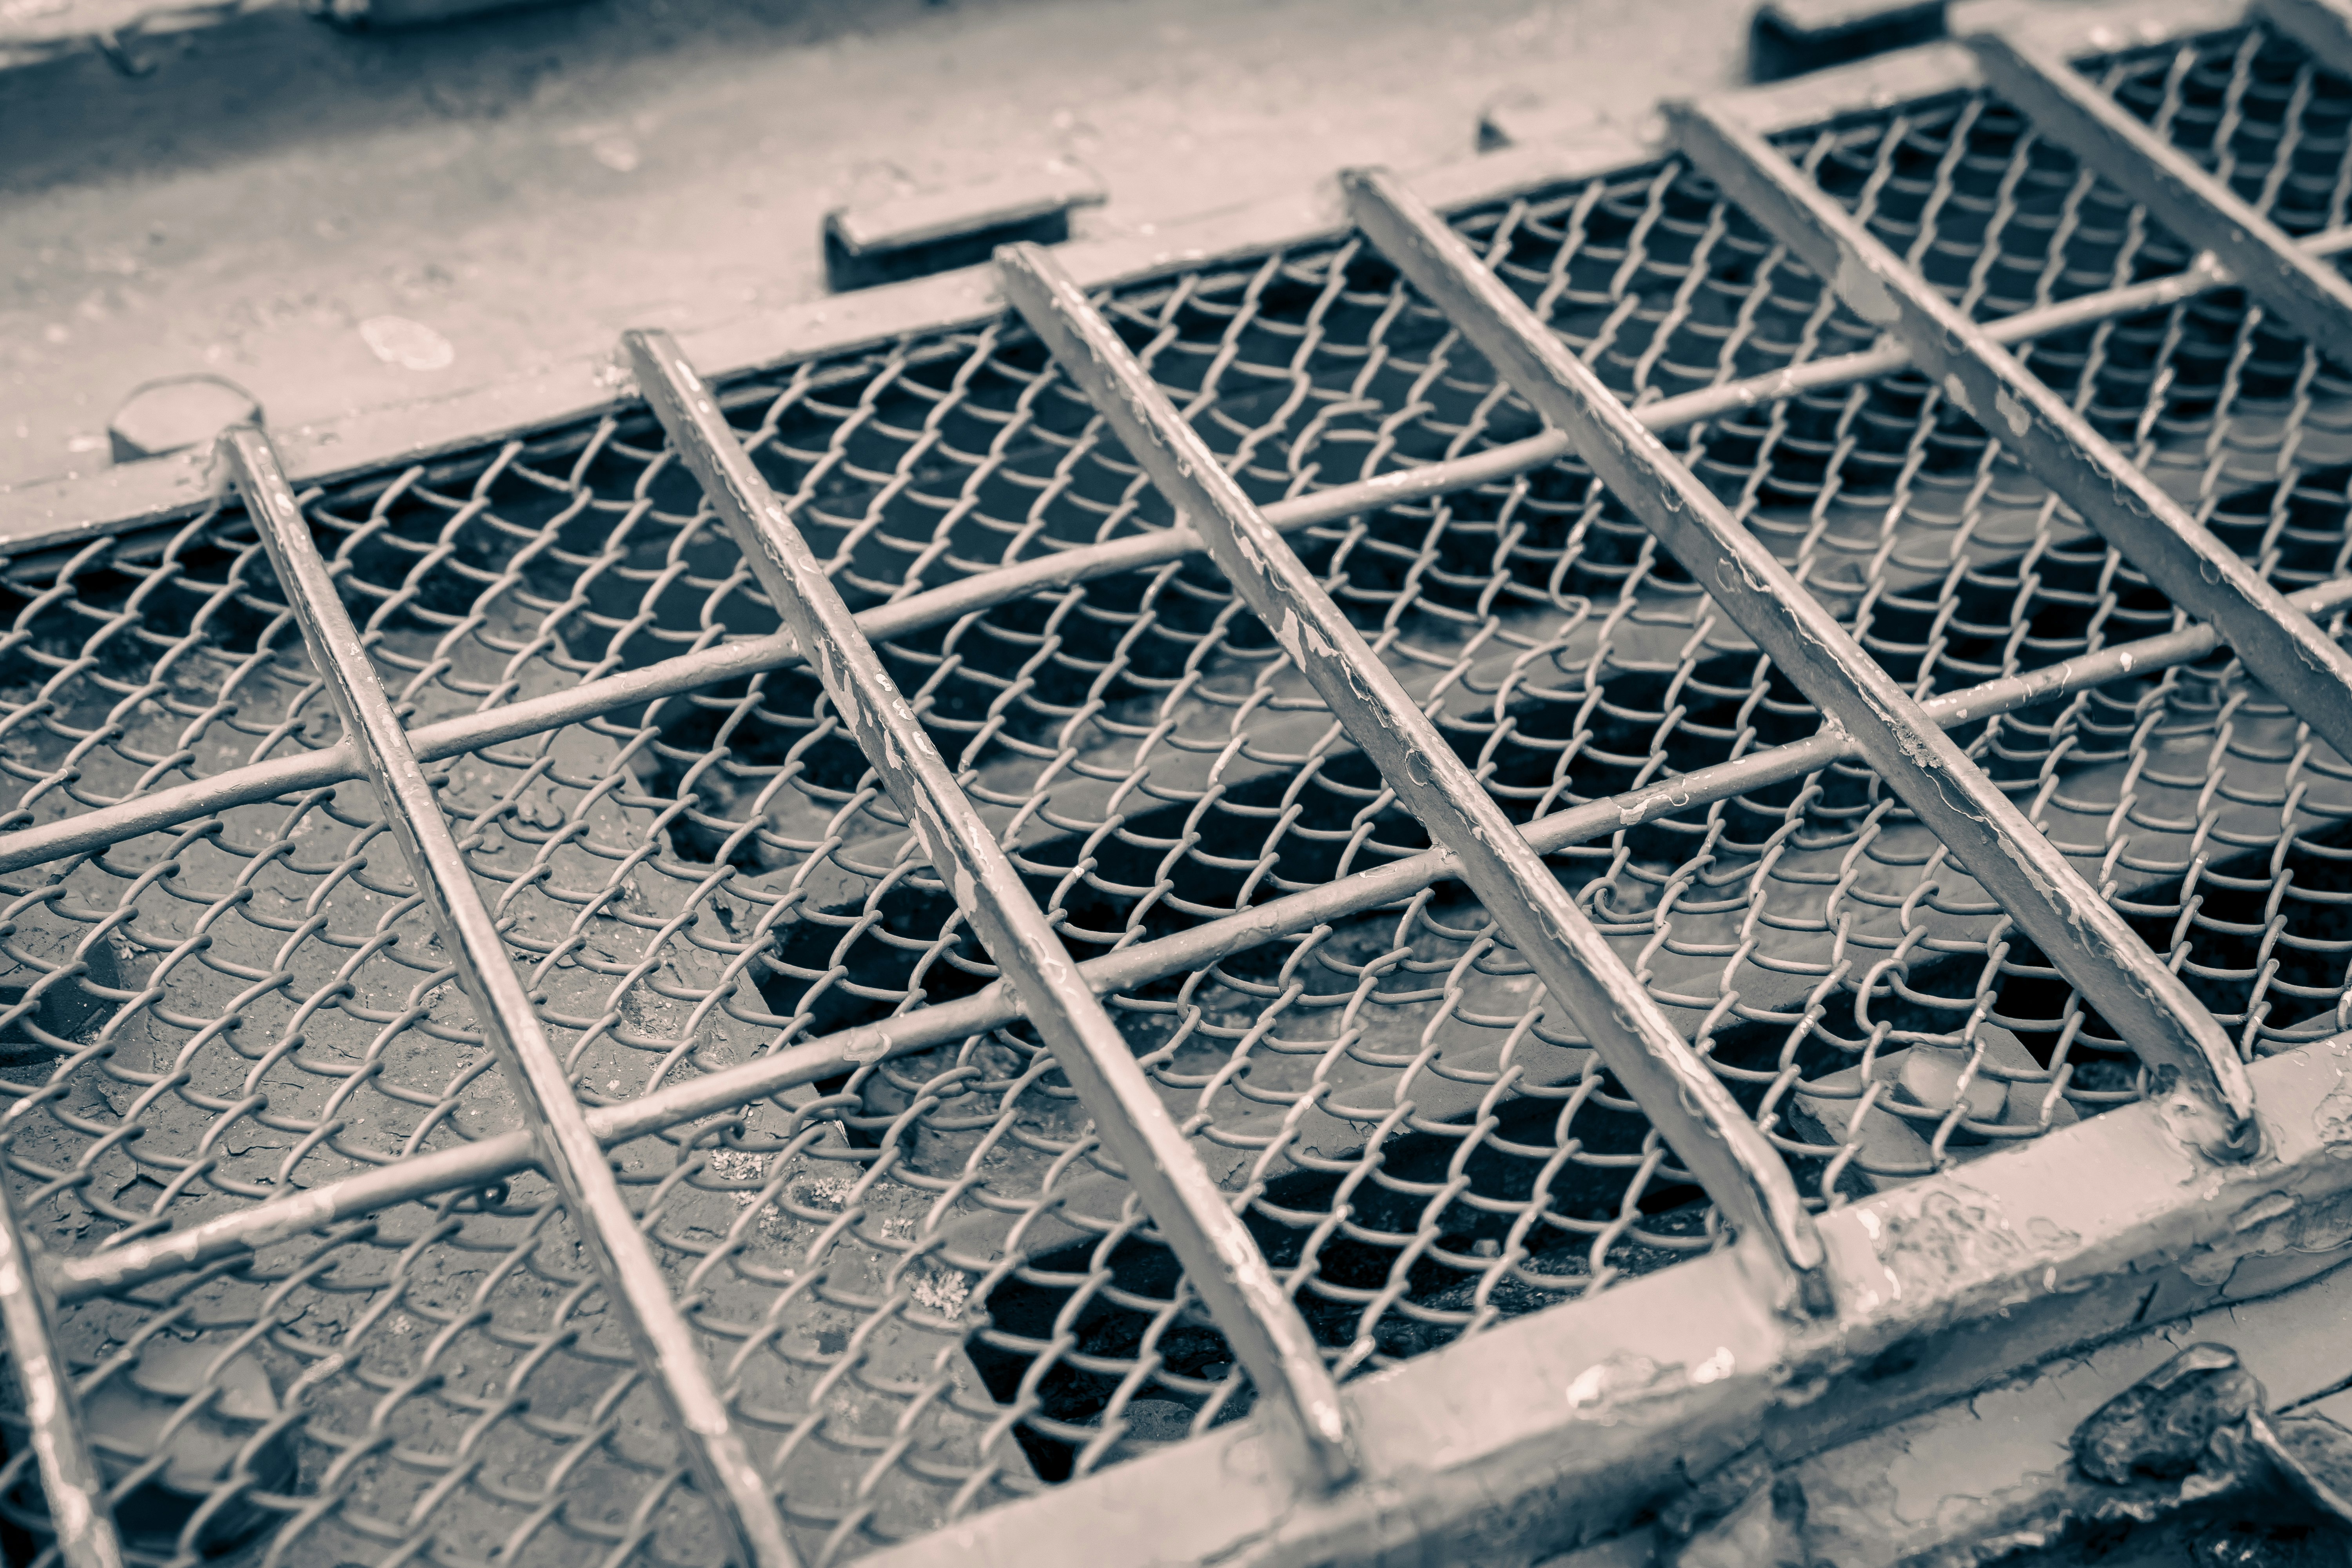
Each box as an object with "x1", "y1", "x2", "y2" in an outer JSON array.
[{"x1": 4, "y1": 7, "x2": 2352, "y2": 1566}]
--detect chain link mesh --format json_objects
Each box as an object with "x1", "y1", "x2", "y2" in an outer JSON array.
[{"x1": 2, "y1": 20, "x2": 2351, "y2": 1567}]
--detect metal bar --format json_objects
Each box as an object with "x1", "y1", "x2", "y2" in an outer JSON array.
[
  {"x1": 15, "y1": 214, "x2": 2352, "y2": 887},
  {"x1": 0, "y1": 1181, "x2": 123, "y2": 1568},
  {"x1": 1965, "y1": 28, "x2": 2352, "y2": 369},
  {"x1": 621, "y1": 328, "x2": 1359, "y2": 1495},
  {"x1": 994, "y1": 243, "x2": 1834, "y2": 1314},
  {"x1": 1343, "y1": 167, "x2": 2259, "y2": 1161},
  {"x1": 2260, "y1": 0, "x2": 2352, "y2": 78},
  {"x1": 856, "y1": 1031, "x2": 2352, "y2": 1568},
  {"x1": 1668, "y1": 100, "x2": 2352, "y2": 894},
  {"x1": 217, "y1": 428, "x2": 804, "y2": 1568},
  {"x1": 44, "y1": 566, "x2": 2352, "y2": 1308}
]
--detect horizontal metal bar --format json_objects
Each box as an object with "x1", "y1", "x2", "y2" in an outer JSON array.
[
  {"x1": 219, "y1": 429, "x2": 804, "y2": 1568},
  {"x1": 0, "y1": 1180, "x2": 124, "y2": 1568},
  {"x1": 996, "y1": 241, "x2": 1833, "y2": 1313},
  {"x1": 2260, "y1": 0, "x2": 2352, "y2": 77},
  {"x1": 47, "y1": 567, "x2": 2352, "y2": 1310},
  {"x1": 11, "y1": 212, "x2": 2352, "y2": 887},
  {"x1": 624, "y1": 328, "x2": 1358, "y2": 1493},
  {"x1": 1967, "y1": 27, "x2": 2352, "y2": 369},
  {"x1": 1344, "y1": 167, "x2": 2259, "y2": 1161}
]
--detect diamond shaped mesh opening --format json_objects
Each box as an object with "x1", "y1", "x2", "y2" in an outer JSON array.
[{"x1": 0, "y1": 21, "x2": 2349, "y2": 1567}]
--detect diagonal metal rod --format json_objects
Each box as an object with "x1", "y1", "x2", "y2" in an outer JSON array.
[
  {"x1": 621, "y1": 328, "x2": 1359, "y2": 1494},
  {"x1": 1342, "y1": 167, "x2": 2259, "y2": 1160},
  {"x1": 1965, "y1": 28, "x2": 2352, "y2": 370},
  {"x1": 1668, "y1": 94, "x2": 2352, "y2": 769},
  {"x1": 0, "y1": 1180, "x2": 123, "y2": 1568},
  {"x1": 13, "y1": 216, "x2": 2352, "y2": 889},
  {"x1": 43, "y1": 566, "x2": 2352, "y2": 1309},
  {"x1": 1667, "y1": 100, "x2": 2352, "y2": 900},
  {"x1": 2261, "y1": 0, "x2": 2352, "y2": 77},
  {"x1": 994, "y1": 242, "x2": 1834, "y2": 1314},
  {"x1": 218, "y1": 428, "x2": 804, "y2": 1568}
]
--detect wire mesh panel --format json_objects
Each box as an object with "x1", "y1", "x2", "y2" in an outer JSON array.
[{"x1": 1, "y1": 17, "x2": 2351, "y2": 1567}]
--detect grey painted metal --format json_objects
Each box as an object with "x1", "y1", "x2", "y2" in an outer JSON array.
[
  {"x1": 2260, "y1": 0, "x2": 2352, "y2": 77},
  {"x1": 14, "y1": 208, "x2": 2352, "y2": 891},
  {"x1": 620, "y1": 327, "x2": 1359, "y2": 1494},
  {"x1": 0, "y1": 1178, "x2": 124, "y2": 1568},
  {"x1": 217, "y1": 428, "x2": 804, "y2": 1568},
  {"x1": 992, "y1": 241, "x2": 1836, "y2": 1314},
  {"x1": 854, "y1": 1031, "x2": 2352, "y2": 1568},
  {"x1": 1343, "y1": 166, "x2": 2260, "y2": 1162},
  {"x1": 1670, "y1": 95, "x2": 2352, "y2": 919},
  {"x1": 1670, "y1": 98, "x2": 2352, "y2": 773},
  {"x1": 0, "y1": 0, "x2": 2246, "y2": 555},
  {"x1": 1966, "y1": 29, "x2": 2352, "y2": 370},
  {"x1": 44, "y1": 563, "x2": 2352, "y2": 1309}
]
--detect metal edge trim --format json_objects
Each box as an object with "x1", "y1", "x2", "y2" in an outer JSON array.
[
  {"x1": 855, "y1": 1032, "x2": 2352, "y2": 1568},
  {"x1": 1, "y1": 0, "x2": 2222, "y2": 551}
]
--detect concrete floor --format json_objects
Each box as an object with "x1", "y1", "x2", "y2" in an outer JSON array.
[{"x1": 0, "y1": 0, "x2": 1753, "y2": 492}]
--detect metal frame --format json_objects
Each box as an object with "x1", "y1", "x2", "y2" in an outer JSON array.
[
  {"x1": 992, "y1": 245, "x2": 1833, "y2": 1312},
  {"x1": 36, "y1": 556, "x2": 2352, "y2": 1311},
  {"x1": 11, "y1": 3, "x2": 2352, "y2": 1561},
  {"x1": 14, "y1": 200, "x2": 2352, "y2": 891},
  {"x1": 854, "y1": 1032, "x2": 2352, "y2": 1568},
  {"x1": 620, "y1": 327, "x2": 1357, "y2": 1494},
  {"x1": 1340, "y1": 167, "x2": 2260, "y2": 1161},
  {"x1": 218, "y1": 428, "x2": 803, "y2": 1568}
]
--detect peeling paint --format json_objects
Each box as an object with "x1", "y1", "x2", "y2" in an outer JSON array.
[
  {"x1": 1563, "y1": 1352, "x2": 1670, "y2": 1421},
  {"x1": 1620, "y1": 783, "x2": 1691, "y2": 825},
  {"x1": 2315, "y1": 1075, "x2": 2352, "y2": 1154},
  {"x1": 1861, "y1": 1188, "x2": 2081, "y2": 1301},
  {"x1": 1834, "y1": 248, "x2": 1902, "y2": 326},
  {"x1": 1993, "y1": 388, "x2": 2033, "y2": 438}
]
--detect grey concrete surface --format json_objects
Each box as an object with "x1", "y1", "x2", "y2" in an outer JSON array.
[{"x1": 0, "y1": 0, "x2": 1754, "y2": 493}]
